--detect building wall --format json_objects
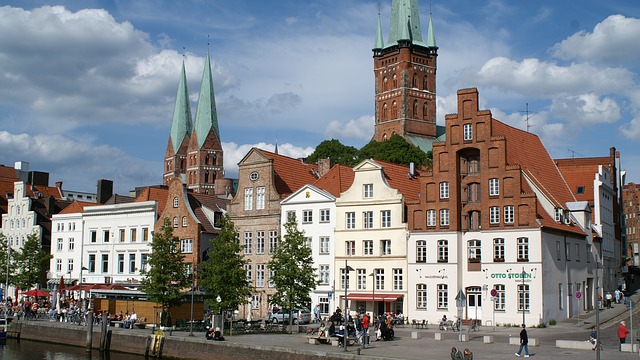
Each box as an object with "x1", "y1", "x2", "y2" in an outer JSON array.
[
  {"x1": 49, "y1": 211, "x2": 84, "y2": 287},
  {"x1": 1, "y1": 182, "x2": 41, "y2": 251}
]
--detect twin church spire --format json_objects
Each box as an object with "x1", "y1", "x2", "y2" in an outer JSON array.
[{"x1": 164, "y1": 50, "x2": 227, "y2": 196}]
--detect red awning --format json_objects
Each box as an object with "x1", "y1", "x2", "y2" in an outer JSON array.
[{"x1": 345, "y1": 293, "x2": 403, "y2": 302}]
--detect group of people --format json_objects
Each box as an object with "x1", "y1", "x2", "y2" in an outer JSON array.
[
  {"x1": 450, "y1": 346, "x2": 473, "y2": 360},
  {"x1": 603, "y1": 288, "x2": 625, "y2": 308},
  {"x1": 205, "y1": 326, "x2": 225, "y2": 341},
  {"x1": 314, "y1": 310, "x2": 398, "y2": 344}
]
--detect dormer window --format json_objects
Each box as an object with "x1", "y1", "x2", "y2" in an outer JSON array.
[{"x1": 576, "y1": 186, "x2": 585, "y2": 194}]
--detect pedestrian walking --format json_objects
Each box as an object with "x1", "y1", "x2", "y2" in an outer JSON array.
[
  {"x1": 618, "y1": 320, "x2": 629, "y2": 351},
  {"x1": 615, "y1": 288, "x2": 621, "y2": 304},
  {"x1": 463, "y1": 348, "x2": 473, "y2": 360},
  {"x1": 515, "y1": 324, "x2": 529, "y2": 357},
  {"x1": 605, "y1": 291, "x2": 613, "y2": 308}
]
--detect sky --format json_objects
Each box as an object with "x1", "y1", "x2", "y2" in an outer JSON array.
[{"x1": 0, "y1": 0, "x2": 639, "y2": 194}]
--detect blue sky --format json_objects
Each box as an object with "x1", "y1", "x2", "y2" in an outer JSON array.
[{"x1": 0, "y1": 0, "x2": 639, "y2": 194}]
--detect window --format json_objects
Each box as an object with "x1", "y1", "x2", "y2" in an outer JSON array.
[
  {"x1": 575, "y1": 244, "x2": 580, "y2": 261},
  {"x1": 493, "y1": 238, "x2": 505, "y2": 261},
  {"x1": 439, "y1": 182, "x2": 449, "y2": 199},
  {"x1": 102, "y1": 254, "x2": 109, "y2": 273},
  {"x1": 129, "y1": 254, "x2": 136, "y2": 273},
  {"x1": 363, "y1": 240, "x2": 374, "y2": 255},
  {"x1": 393, "y1": 268, "x2": 403, "y2": 290},
  {"x1": 437, "y1": 284, "x2": 448, "y2": 309},
  {"x1": 558, "y1": 283, "x2": 564, "y2": 310},
  {"x1": 305, "y1": 236, "x2": 312, "y2": 249},
  {"x1": 269, "y1": 231, "x2": 278, "y2": 254},
  {"x1": 131, "y1": 228, "x2": 137, "y2": 242},
  {"x1": 244, "y1": 264, "x2": 252, "y2": 283},
  {"x1": 89, "y1": 254, "x2": 96, "y2": 273},
  {"x1": 417, "y1": 284, "x2": 427, "y2": 309},
  {"x1": 375, "y1": 269, "x2": 384, "y2": 290},
  {"x1": 103, "y1": 230, "x2": 110, "y2": 243},
  {"x1": 118, "y1": 254, "x2": 124, "y2": 273},
  {"x1": 182, "y1": 216, "x2": 187, "y2": 227},
  {"x1": 56, "y1": 259, "x2": 62, "y2": 272},
  {"x1": 357, "y1": 269, "x2": 367, "y2": 290},
  {"x1": 556, "y1": 241, "x2": 561, "y2": 260},
  {"x1": 363, "y1": 211, "x2": 373, "y2": 228},
  {"x1": 181, "y1": 239, "x2": 193, "y2": 253},
  {"x1": 346, "y1": 241, "x2": 356, "y2": 256},
  {"x1": 286, "y1": 211, "x2": 296, "y2": 222},
  {"x1": 416, "y1": 240, "x2": 427, "y2": 263},
  {"x1": 303, "y1": 210, "x2": 313, "y2": 224},
  {"x1": 173, "y1": 217, "x2": 178, "y2": 228},
  {"x1": 577, "y1": 186, "x2": 585, "y2": 194},
  {"x1": 427, "y1": 210, "x2": 436, "y2": 227},
  {"x1": 252, "y1": 295, "x2": 261, "y2": 310},
  {"x1": 341, "y1": 267, "x2": 351, "y2": 290},
  {"x1": 68, "y1": 238, "x2": 74, "y2": 251},
  {"x1": 319, "y1": 297, "x2": 329, "y2": 315},
  {"x1": 244, "y1": 232, "x2": 252, "y2": 254},
  {"x1": 518, "y1": 284, "x2": 530, "y2": 312},
  {"x1": 504, "y1": 206, "x2": 514, "y2": 224},
  {"x1": 256, "y1": 231, "x2": 265, "y2": 254},
  {"x1": 141, "y1": 254, "x2": 148, "y2": 271},
  {"x1": 440, "y1": 209, "x2": 450, "y2": 226},
  {"x1": 489, "y1": 178, "x2": 499, "y2": 196},
  {"x1": 381, "y1": 210, "x2": 391, "y2": 228},
  {"x1": 494, "y1": 285, "x2": 505, "y2": 311},
  {"x1": 244, "y1": 188, "x2": 254, "y2": 211},
  {"x1": 565, "y1": 242, "x2": 570, "y2": 261},
  {"x1": 364, "y1": 184, "x2": 374, "y2": 198},
  {"x1": 490, "y1": 206, "x2": 500, "y2": 224},
  {"x1": 586, "y1": 244, "x2": 591, "y2": 263},
  {"x1": 256, "y1": 264, "x2": 265, "y2": 288},
  {"x1": 518, "y1": 237, "x2": 529, "y2": 261},
  {"x1": 119, "y1": 229, "x2": 125, "y2": 242},
  {"x1": 256, "y1": 187, "x2": 265, "y2": 210},
  {"x1": 57, "y1": 238, "x2": 63, "y2": 251},
  {"x1": 555, "y1": 208, "x2": 563, "y2": 222},
  {"x1": 319, "y1": 237, "x2": 330, "y2": 254},
  {"x1": 438, "y1": 240, "x2": 448, "y2": 262},
  {"x1": 319, "y1": 265, "x2": 330, "y2": 285},
  {"x1": 381, "y1": 239, "x2": 391, "y2": 255},
  {"x1": 468, "y1": 183, "x2": 480, "y2": 202},
  {"x1": 467, "y1": 155, "x2": 480, "y2": 174},
  {"x1": 320, "y1": 209, "x2": 330, "y2": 223},
  {"x1": 143, "y1": 228, "x2": 149, "y2": 241},
  {"x1": 463, "y1": 123, "x2": 473, "y2": 141},
  {"x1": 173, "y1": 197, "x2": 179, "y2": 208},
  {"x1": 346, "y1": 212, "x2": 355, "y2": 229},
  {"x1": 468, "y1": 239, "x2": 481, "y2": 261}
]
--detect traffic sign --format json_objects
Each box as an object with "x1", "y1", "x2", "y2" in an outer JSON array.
[
  {"x1": 328, "y1": 291, "x2": 332, "y2": 298},
  {"x1": 575, "y1": 291, "x2": 582, "y2": 299},
  {"x1": 455, "y1": 290, "x2": 466, "y2": 308},
  {"x1": 490, "y1": 289, "x2": 497, "y2": 297}
]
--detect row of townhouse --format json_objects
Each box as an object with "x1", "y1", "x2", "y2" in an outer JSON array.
[{"x1": 228, "y1": 88, "x2": 626, "y2": 327}]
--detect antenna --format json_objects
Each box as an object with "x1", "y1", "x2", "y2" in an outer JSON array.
[
  {"x1": 520, "y1": 103, "x2": 537, "y2": 132},
  {"x1": 568, "y1": 149, "x2": 584, "y2": 158}
]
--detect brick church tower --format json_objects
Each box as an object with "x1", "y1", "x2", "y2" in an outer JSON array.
[
  {"x1": 164, "y1": 51, "x2": 229, "y2": 196},
  {"x1": 373, "y1": 0, "x2": 438, "y2": 145}
]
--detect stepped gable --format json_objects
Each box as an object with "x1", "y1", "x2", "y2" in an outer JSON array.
[
  {"x1": 259, "y1": 149, "x2": 319, "y2": 198},
  {"x1": 492, "y1": 119, "x2": 576, "y2": 208},
  {"x1": 313, "y1": 164, "x2": 354, "y2": 198},
  {"x1": 374, "y1": 160, "x2": 421, "y2": 201},
  {"x1": 57, "y1": 201, "x2": 99, "y2": 215}
]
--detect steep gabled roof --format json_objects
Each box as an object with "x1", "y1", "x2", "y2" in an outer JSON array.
[
  {"x1": 193, "y1": 50, "x2": 220, "y2": 148},
  {"x1": 492, "y1": 119, "x2": 576, "y2": 208},
  {"x1": 134, "y1": 186, "x2": 169, "y2": 216},
  {"x1": 57, "y1": 201, "x2": 99, "y2": 215},
  {"x1": 554, "y1": 160, "x2": 600, "y2": 203},
  {"x1": 374, "y1": 160, "x2": 421, "y2": 201},
  {"x1": 188, "y1": 192, "x2": 229, "y2": 233},
  {"x1": 169, "y1": 61, "x2": 193, "y2": 154},
  {"x1": 259, "y1": 149, "x2": 319, "y2": 198},
  {"x1": 313, "y1": 164, "x2": 355, "y2": 198}
]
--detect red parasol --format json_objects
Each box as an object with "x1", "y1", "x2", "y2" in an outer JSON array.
[{"x1": 20, "y1": 289, "x2": 53, "y2": 297}]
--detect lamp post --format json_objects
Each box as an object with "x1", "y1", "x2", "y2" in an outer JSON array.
[
  {"x1": 369, "y1": 272, "x2": 375, "y2": 317},
  {"x1": 189, "y1": 266, "x2": 198, "y2": 336},
  {"x1": 216, "y1": 295, "x2": 222, "y2": 335},
  {"x1": 5, "y1": 246, "x2": 11, "y2": 304},
  {"x1": 343, "y1": 260, "x2": 354, "y2": 351},
  {"x1": 79, "y1": 266, "x2": 88, "y2": 312}
]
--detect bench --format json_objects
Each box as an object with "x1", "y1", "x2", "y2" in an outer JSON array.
[
  {"x1": 555, "y1": 340, "x2": 596, "y2": 350},
  {"x1": 133, "y1": 317, "x2": 147, "y2": 329},
  {"x1": 331, "y1": 337, "x2": 359, "y2": 347},
  {"x1": 510, "y1": 337, "x2": 538, "y2": 346},
  {"x1": 307, "y1": 336, "x2": 330, "y2": 345},
  {"x1": 111, "y1": 321, "x2": 123, "y2": 328}
]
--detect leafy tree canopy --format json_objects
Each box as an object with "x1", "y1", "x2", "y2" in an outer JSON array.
[
  {"x1": 199, "y1": 215, "x2": 252, "y2": 314},
  {"x1": 358, "y1": 134, "x2": 430, "y2": 168},
  {"x1": 305, "y1": 139, "x2": 359, "y2": 167},
  {"x1": 268, "y1": 218, "x2": 316, "y2": 326},
  {"x1": 12, "y1": 232, "x2": 51, "y2": 291},
  {"x1": 140, "y1": 218, "x2": 189, "y2": 312},
  {"x1": 0, "y1": 234, "x2": 16, "y2": 290}
]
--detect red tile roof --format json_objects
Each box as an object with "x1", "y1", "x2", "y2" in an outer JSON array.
[
  {"x1": 259, "y1": 149, "x2": 319, "y2": 198},
  {"x1": 554, "y1": 160, "x2": 599, "y2": 203},
  {"x1": 57, "y1": 201, "x2": 99, "y2": 215},
  {"x1": 134, "y1": 186, "x2": 169, "y2": 216},
  {"x1": 375, "y1": 160, "x2": 422, "y2": 201},
  {"x1": 313, "y1": 164, "x2": 355, "y2": 197}
]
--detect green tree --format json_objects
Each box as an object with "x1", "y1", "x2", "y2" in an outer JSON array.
[
  {"x1": 0, "y1": 234, "x2": 16, "y2": 294},
  {"x1": 305, "y1": 139, "x2": 359, "y2": 166},
  {"x1": 140, "y1": 218, "x2": 189, "y2": 326},
  {"x1": 358, "y1": 134, "x2": 429, "y2": 167},
  {"x1": 12, "y1": 232, "x2": 52, "y2": 291},
  {"x1": 200, "y1": 215, "x2": 252, "y2": 314},
  {"x1": 268, "y1": 217, "x2": 316, "y2": 328}
]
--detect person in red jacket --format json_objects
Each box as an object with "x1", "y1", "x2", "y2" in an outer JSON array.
[{"x1": 618, "y1": 320, "x2": 630, "y2": 351}]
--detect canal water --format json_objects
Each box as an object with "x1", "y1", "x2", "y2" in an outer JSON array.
[{"x1": 0, "y1": 339, "x2": 145, "y2": 360}]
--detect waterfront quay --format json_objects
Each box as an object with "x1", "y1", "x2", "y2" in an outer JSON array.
[{"x1": 9, "y1": 298, "x2": 640, "y2": 360}]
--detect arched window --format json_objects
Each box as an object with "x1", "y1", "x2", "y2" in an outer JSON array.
[
  {"x1": 182, "y1": 216, "x2": 188, "y2": 227},
  {"x1": 382, "y1": 103, "x2": 388, "y2": 120},
  {"x1": 423, "y1": 76, "x2": 428, "y2": 90},
  {"x1": 173, "y1": 197, "x2": 179, "y2": 208},
  {"x1": 423, "y1": 102, "x2": 428, "y2": 119},
  {"x1": 391, "y1": 101, "x2": 398, "y2": 118},
  {"x1": 413, "y1": 100, "x2": 418, "y2": 118},
  {"x1": 383, "y1": 76, "x2": 388, "y2": 91},
  {"x1": 412, "y1": 73, "x2": 418, "y2": 88},
  {"x1": 392, "y1": 74, "x2": 398, "y2": 88},
  {"x1": 205, "y1": 154, "x2": 210, "y2": 165},
  {"x1": 205, "y1": 170, "x2": 210, "y2": 183},
  {"x1": 173, "y1": 217, "x2": 178, "y2": 228}
]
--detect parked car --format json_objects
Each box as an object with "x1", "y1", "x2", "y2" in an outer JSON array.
[{"x1": 268, "y1": 308, "x2": 311, "y2": 324}]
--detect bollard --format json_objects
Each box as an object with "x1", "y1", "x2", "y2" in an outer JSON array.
[{"x1": 86, "y1": 312, "x2": 94, "y2": 353}]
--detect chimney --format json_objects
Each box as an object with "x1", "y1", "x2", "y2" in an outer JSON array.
[
  {"x1": 97, "y1": 179, "x2": 114, "y2": 204},
  {"x1": 45, "y1": 195, "x2": 55, "y2": 216},
  {"x1": 55, "y1": 181, "x2": 63, "y2": 190},
  {"x1": 317, "y1": 158, "x2": 334, "y2": 177}
]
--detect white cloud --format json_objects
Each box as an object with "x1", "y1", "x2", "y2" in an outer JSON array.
[
  {"x1": 285, "y1": 17, "x2": 299, "y2": 25},
  {"x1": 551, "y1": 15, "x2": 640, "y2": 65},
  {"x1": 551, "y1": 93, "x2": 620, "y2": 124},
  {"x1": 324, "y1": 115, "x2": 373, "y2": 141},
  {"x1": 221, "y1": 141, "x2": 314, "y2": 178}
]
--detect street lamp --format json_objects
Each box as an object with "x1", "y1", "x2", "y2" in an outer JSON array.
[
  {"x1": 216, "y1": 295, "x2": 222, "y2": 335},
  {"x1": 369, "y1": 272, "x2": 375, "y2": 316},
  {"x1": 189, "y1": 266, "x2": 198, "y2": 337},
  {"x1": 343, "y1": 260, "x2": 354, "y2": 351},
  {"x1": 79, "y1": 266, "x2": 88, "y2": 312}
]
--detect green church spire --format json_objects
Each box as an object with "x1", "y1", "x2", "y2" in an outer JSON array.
[
  {"x1": 169, "y1": 61, "x2": 193, "y2": 154},
  {"x1": 374, "y1": 12, "x2": 385, "y2": 50},
  {"x1": 193, "y1": 49, "x2": 220, "y2": 148},
  {"x1": 387, "y1": 0, "x2": 423, "y2": 46},
  {"x1": 426, "y1": 11, "x2": 437, "y2": 48}
]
